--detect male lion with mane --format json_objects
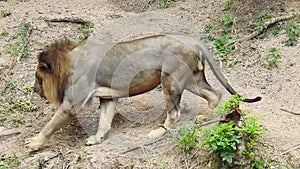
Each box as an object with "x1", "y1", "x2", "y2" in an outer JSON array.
[{"x1": 27, "y1": 34, "x2": 261, "y2": 151}]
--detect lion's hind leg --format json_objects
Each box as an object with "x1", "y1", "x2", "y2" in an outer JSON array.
[
  {"x1": 147, "y1": 72, "x2": 182, "y2": 138},
  {"x1": 185, "y1": 70, "x2": 221, "y2": 122}
]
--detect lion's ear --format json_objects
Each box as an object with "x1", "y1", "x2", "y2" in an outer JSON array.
[
  {"x1": 38, "y1": 51, "x2": 53, "y2": 73},
  {"x1": 38, "y1": 63, "x2": 51, "y2": 73}
]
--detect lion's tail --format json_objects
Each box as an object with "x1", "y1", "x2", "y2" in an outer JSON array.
[{"x1": 198, "y1": 42, "x2": 261, "y2": 103}]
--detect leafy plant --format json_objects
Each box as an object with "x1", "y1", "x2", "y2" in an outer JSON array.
[
  {"x1": 1, "y1": 29, "x2": 9, "y2": 36},
  {"x1": 176, "y1": 95, "x2": 266, "y2": 168},
  {"x1": 219, "y1": 14, "x2": 236, "y2": 34},
  {"x1": 284, "y1": 20, "x2": 300, "y2": 46},
  {"x1": 38, "y1": 157, "x2": 46, "y2": 169},
  {"x1": 1, "y1": 11, "x2": 11, "y2": 17},
  {"x1": 222, "y1": 0, "x2": 233, "y2": 10},
  {"x1": 272, "y1": 23, "x2": 282, "y2": 35},
  {"x1": 250, "y1": 157, "x2": 269, "y2": 169},
  {"x1": 249, "y1": 13, "x2": 275, "y2": 32},
  {"x1": 203, "y1": 122, "x2": 241, "y2": 165},
  {"x1": 6, "y1": 24, "x2": 30, "y2": 58},
  {"x1": 175, "y1": 127, "x2": 199, "y2": 152},
  {"x1": 156, "y1": 156, "x2": 169, "y2": 169},
  {"x1": 0, "y1": 93, "x2": 38, "y2": 126},
  {"x1": 22, "y1": 84, "x2": 32, "y2": 93},
  {"x1": 2, "y1": 152, "x2": 20, "y2": 168},
  {"x1": 75, "y1": 163, "x2": 83, "y2": 169},
  {"x1": 239, "y1": 116, "x2": 264, "y2": 157},
  {"x1": 204, "y1": 24, "x2": 213, "y2": 33},
  {"x1": 264, "y1": 47, "x2": 281, "y2": 69},
  {"x1": 77, "y1": 22, "x2": 93, "y2": 43},
  {"x1": 157, "y1": 0, "x2": 176, "y2": 9},
  {"x1": 0, "y1": 163, "x2": 7, "y2": 169},
  {"x1": 213, "y1": 94, "x2": 245, "y2": 116},
  {"x1": 206, "y1": 14, "x2": 237, "y2": 63},
  {"x1": 213, "y1": 35, "x2": 235, "y2": 61}
]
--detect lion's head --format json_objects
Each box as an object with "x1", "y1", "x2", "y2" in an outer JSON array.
[{"x1": 34, "y1": 40, "x2": 77, "y2": 105}]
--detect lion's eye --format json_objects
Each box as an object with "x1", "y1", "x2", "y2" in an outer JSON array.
[{"x1": 37, "y1": 76, "x2": 43, "y2": 85}]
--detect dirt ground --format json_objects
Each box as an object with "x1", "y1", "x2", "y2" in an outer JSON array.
[{"x1": 0, "y1": 0, "x2": 300, "y2": 168}]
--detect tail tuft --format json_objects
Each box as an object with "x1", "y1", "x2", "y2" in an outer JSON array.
[{"x1": 243, "y1": 96, "x2": 262, "y2": 103}]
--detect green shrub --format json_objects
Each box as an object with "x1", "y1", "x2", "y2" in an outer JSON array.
[
  {"x1": 77, "y1": 22, "x2": 93, "y2": 43},
  {"x1": 203, "y1": 121, "x2": 241, "y2": 165},
  {"x1": 176, "y1": 127, "x2": 199, "y2": 152},
  {"x1": 222, "y1": 0, "x2": 233, "y2": 10},
  {"x1": 284, "y1": 20, "x2": 300, "y2": 46},
  {"x1": 176, "y1": 95, "x2": 266, "y2": 168},
  {"x1": 213, "y1": 35, "x2": 235, "y2": 61},
  {"x1": 213, "y1": 94, "x2": 245, "y2": 116},
  {"x1": 264, "y1": 47, "x2": 281, "y2": 69}
]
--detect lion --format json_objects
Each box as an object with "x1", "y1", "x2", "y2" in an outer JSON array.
[{"x1": 27, "y1": 34, "x2": 261, "y2": 151}]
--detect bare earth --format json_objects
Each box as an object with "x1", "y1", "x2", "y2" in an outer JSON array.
[{"x1": 0, "y1": 0, "x2": 299, "y2": 168}]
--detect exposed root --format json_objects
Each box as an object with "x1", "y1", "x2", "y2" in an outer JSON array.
[{"x1": 43, "y1": 17, "x2": 92, "y2": 25}]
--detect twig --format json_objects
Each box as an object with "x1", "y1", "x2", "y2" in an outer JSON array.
[
  {"x1": 280, "y1": 108, "x2": 300, "y2": 115},
  {"x1": 0, "y1": 71, "x2": 32, "y2": 94},
  {"x1": 120, "y1": 137, "x2": 165, "y2": 155},
  {"x1": 227, "y1": 14, "x2": 297, "y2": 46},
  {"x1": 18, "y1": 23, "x2": 33, "y2": 62},
  {"x1": 44, "y1": 152, "x2": 62, "y2": 163},
  {"x1": 279, "y1": 144, "x2": 300, "y2": 156},
  {"x1": 43, "y1": 17, "x2": 92, "y2": 25}
]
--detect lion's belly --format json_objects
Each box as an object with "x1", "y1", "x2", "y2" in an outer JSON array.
[
  {"x1": 96, "y1": 67, "x2": 161, "y2": 98},
  {"x1": 128, "y1": 69, "x2": 161, "y2": 96}
]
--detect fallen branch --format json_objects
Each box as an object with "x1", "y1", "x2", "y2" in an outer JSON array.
[
  {"x1": 280, "y1": 108, "x2": 300, "y2": 115},
  {"x1": 279, "y1": 144, "x2": 300, "y2": 156},
  {"x1": 43, "y1": 17, "x2": 92, "y2": 25},
  {"x1": 227, "y1": 14, "x2": 297, "y2": 46}
]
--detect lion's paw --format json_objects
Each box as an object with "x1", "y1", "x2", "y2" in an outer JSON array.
[
  {"x1": 147, "y1": 127, "x2": 167, "y2": 138},
  {"x1": 25, "y1": 136, "x2": 45, "y2": 151},
  {"x1": 195, "y1": 115, "x2": 207, "y2": 124},
  {"x1": 86, "y1": 135, "x2": 104, "y2": 146}
]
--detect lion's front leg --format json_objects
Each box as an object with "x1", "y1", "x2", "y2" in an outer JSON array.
[
  {"x1": 26, "y1": 100, "x2": 73, "y2": 151},
  {"x1": 86, "y1": 98, "x2": 115, "y2": 145}
]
